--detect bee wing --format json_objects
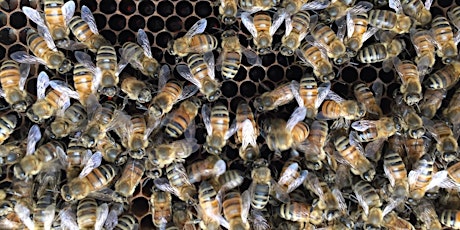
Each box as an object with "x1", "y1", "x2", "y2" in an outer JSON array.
[
  {"x1": 176, "y1": 64, "x2": 202, "y2": 88},
  {"x1": 325, "y1": 90, "x2": 345, "y2": 102},
  {"x1": 290, "y1": 80, "x2": 304, "y2": 106},
  {"x1": 316, "y1": 82, "x2": 331, "y2": 109},
  {"x1": 95, "y1": 203, "x2": 109, "y2": 230},
  {"x1": 43, "y1": 204, "x2": 56, "y2": 230},
  {"x1": 225, "y1": 120, "x2": 238, "y2": 140},
  {"x1": 241, "y1": 190, "x2": 251, "y2": 223},
  {"x1": 454, "y1": 31, "x2": 460, "y2": 45},
  {"x1": 158, "y1": 65, "x2": 170, "y2": 90},
  {"x1": 104, "y1": 203, "x2": 124, "y2": 230},
  {"x1": 301, "y1": 0, "x2": 330, "y2": 10},
  {"x1": 37, "y1": 71, "x2": 50, "y2": 100},
  {"x1": 389, "y1": 0, "x2": 403, "y2": 14},
  {"x1": 137, "y1": 29, "x2": 152, "y2": 58},
  {"x1": 242, "y1": 47, "x2": 262, "y2": 66},
  {"x1": 202, "y1": 104, "x2": 213, "y2": 135},
  {"x1": 364, "y1": 138, "x2": 385, "y2": 162},
  {"x1": 79, "y1": 151, "x2": 103, "y2": 179},
  {"x1": 280, "y1": 163, "x2": 308, "y2": 193},
  {"x1": 332, "y1": 187, "x2": 347, "y2": 212},
  {"x1": 271, "y1": 178, "x2": 290, "y2": 203},
  {"x1": 22, "y1": 7, "x2": 47, "y2": 30},
  {"x1": 362, "y1": 27, "x2": 378, "y2": 44},
  {"x1": 178, "y1": 85, "x2": 199, "y2": 103},
  {"x1": 351, "y1": 120, "x2": 375, "y2": 131},
  {"x1": 251, "y1": 209, "x2": 270, "y2": 230},
  {"x1": 27, "y1": 125, "x2": 41, "y2": 155},
  {"x1": 241, "y1": 119, "x2": 257, "y2": 149},
  {"x1": 50, "y1": 80, "x2": 80, "y2": 100},
  {"x1": 19, "y1": 63, "x2": 31, "y2": 90},
  {"x1": 204, "y1": 51, "x2": 216, "y2": 80},
  {"x1": 57, "y1": 93, "x2": 72, "y2": 117},
  {"x1": 14, "y1": 203, "x2": 34, "y2": 230},
  {"x1": 354, "y1": 185, "x2": 369, "y2": 216},
  {"x1": 85, "y1": 94, "x2": 102, "y2": 120},
  {"x1": 154, "y1": 177, "x2": 181, "y2": 197},
  {"x1": 348, "y1": 1, "x2": 373, "y2": 14},
  {"x1": 285, "y1": 14, "x2": 293, "y2": 37},
  {"x1": 116, "y1": 58, "x2": 129, "y2": 77},
  {"x1": 59, "y1": 208, "x2": 79, "y2": 230},
  {"x1": 75, "y1": 51, "x2": 98, "y2": 73},
  {"x1": 372, "y1": 81, "x2": 384, "y2": 106},
  {"x1": 304, "y1": 173, "x2": 325, "y2": 197},
  {"x1": 286, "y1": 106, "x2": 307, "y2": 132},
  {"x1": 383, "y1": 158, "x2": 396, "y2": 187},
  {"x1": 346, "y1": 11, "x2": 354, "y2": 39},
  {"x1": 424, "y1": 0, "x2": 433, "y2": 10},
  {"x1": 241, "y1": 12, "x2": 258, "y2": 38},
  {"x1": 62, "y1": 0, "x2": 76, "y2": 25},
  {"x1": 171, "y1": 138, "x2": 200, "y2": 160},
  {"x1": 81, "y1": 5, "x2": 99, "y2": 34},
  {"x1": 10, "y1": 51, "x2": 47, "y2": 66},
  {"x1": 185, "y1": 18, "x2": 207, "y2": 37},
  {"x1": 336, "y1": 18, "x2": 346, "y2": 42},
  {"x1": 37, "y1": 25, "x2": 58, "y2": 51},
  {"x1": 270, "y1": 9, "x2": 288, "y2": 36}
]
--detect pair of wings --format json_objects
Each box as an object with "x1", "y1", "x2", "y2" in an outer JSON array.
[
  {"x1": 241, "y1": 10, "x2": 288, "y2": 40},
  {"x1": 155, "y1": 65, "x2": 199, "y2": 109},
  {"x1": 58, "y1": 203, "x2": 109, "y2": 230},
  {"x1": 177, "y1": 51, "x2": 216, "y2": 90},
  {"x1": 201, "y1": 104, "x2": 237, "y2": 140},
  {"x1": 119, "y1": 29, "x2": 156, "y2": 70},
  {"x1": 0, "y1": 63, "x2": 30, "y2": 98}
]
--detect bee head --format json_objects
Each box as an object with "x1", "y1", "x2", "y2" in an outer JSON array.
[
  {"x1": 101, "y1": 86, "x2": 119, "y2": 97},
  {"x1": 149, "y1": 104, "x2": 163, "y2": 118},
  {"x1": 58, "y1": 58, "x2": 73, "y2": 74},
  {"x1": 60, "y1": 184, "x2": 74, "y2": 202},
  {"x1": 138, "y1": 88, "x2": 152, "y2": 104},
  {"x1": 206, "y1": 89, "x2": 221, "y2": 102},
  {"x1": 280, "y1": 45, "x2": 294, "y2": 56}
]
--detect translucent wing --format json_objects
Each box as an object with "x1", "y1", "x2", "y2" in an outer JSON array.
[
  {"x1": 454, "y1": 31, "x2": 460, "y2": 45},
  {"x1": 316, "y1": 82, "x2": 331, "y2": 108},
  {"x1": 242, "y1": 47, "x2": 262, "y2": 65},
  {"x1": 158, "y1": 65, "x2": 170, "y2": 90},
  {"x1": 10, "y1": 51, "x2": 47, "y2": 66},
  {"x1": 178, "y1": 85, "x2": 199, "y2": 102},
  {"x1": 270, "y1": 9, "x2": 288, "y2": 36},
  {"x1": 286, "y1": 106, "x2": 307, "y2": 131},
  {"x1": 354, "y1": 185, "x2": 369, "y2": 215},
  {"x1": 241, "y1": 12, "x2": 258, "y2": 38},
  {"x1": 43, "y1": 204, "x2": 56, "y2": 230},
  {"x1": 251, "y1": 209, "x2": 270, "y2": 230},
  {"x1": 154, "y1": 177, "x2": 180, "y2": 198},
  {"x1": 104, "y1": 203, "x2": 124, "y2": 230},
  {"x1": 176, "y1": 64, "x2": 202, "y2": 88},
  {"x1": 75, "y1": 51, "x2": 98, "y2": 74},
  {"x1": 285, "y1": 15, "x2": 293, "y2": 37},
  {"x1": 337, "y1": 19, "x2": 346, "y2": 42},
  {"x1": 79, "y1": 151, "x2": 103, "y2": 178},
  {"x1": 362, "y1": 27, "x2": 378, "y2": 43},
  {"x1": 365, "y1": 138, "x2": 385, "y2": 161},
  {"x1": 57, "y1": 93, "x2": 72, "y2": 116},
  {"x1": 225, "y1": 120, "x2": 238, "y2": 140},
  {"x1": 27, "y1": 125, "x2": 41, "y2": 155},
  {"x1": 19, "y1": 63, "x2": 31, "y2": 90},
  {"x1": 37, "y1": 71, "x2": 50, "y2": 100},
  {"x1": 346, "y1": 12, "x2": 354, "y2": 38},
  {"x1": 424, "y1": 0, "x2": 433, "y2": 10},
  {"x1": 326, "y1": 90, "x2": 345, "y2": 103},
  {"x1": 332, "y1": 188, "x2": 347, "y2": 212},
  {"x1": 348, "y1": 1, "x2": 373, "y2": 14},
  {"x1": 384, "y1": 157, "x2": 396, "y2": 187},
  {"x1": 137, "y1": 29, "x2": 152, "y2": 58},
  {"x1": 22, "y1": 7, "x2": 47, "y2": 30},
  {"x1": 301, "y1": 0, "x2": 330, "y2": 10},
  {"x1": 185, "y1": 18, "x2": 207, "y2": 38},
  {"x1": 241, "y1": 119, "x2": 257, "y2": 149},
  {"x1": 62, "y1": 0, "x2": 76, "y2": 25},
  {"x1": 389, "y1": 0, "x2": 403, "y2": 14},
  {"x1": 50, "y1": 80, "x2": 80, "y2": 100},
  {"x1": 37, "y1": 25, "x2": 57, "y2": 51},
  {"x1": 201, "y1": 104, "x2": 212, "y2": 135},
  {"x1": 14, "y1": 203, "x2": 34, "y2": 230},
  {"x1": 304, "y1": 173, "x2": 324, "y2": 197},
  {"x1": 271, "y1": 178, "x2": 290, "y2": 203},
  {"x1": 116, "y1": 58, "x2": 129, "y2": 76},
  {"x1": 95, "y1": 203, "x2": 109, "y2": 230},
  {"x1": 351, "y1": 120, "x2": 376, "y2": 132},
  {"x1": 59, "y1": 208, "x2": 79, "y2": 230},
  {"x1": 372, "y1": 81, "x2": 384, "y2": 106},
  {"x1": 81, "y1": 5, "x2": 99, "y2": 34},
  {"x1": 241, "y1": 190, "x2": 251, "y2": 223},
  {"x1": 204, "y1": 51, "x2": 216, "y2": 80},
  {"x1": 290, "y1": 80, "x2": 303, "y2": 106}
]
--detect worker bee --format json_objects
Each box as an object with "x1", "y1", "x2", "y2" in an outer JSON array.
[
  {"x1": 440, "y1": 209, "x2": 460, "y2": 229},
  {"x1": 177, "y1": 52, "x2": 221, "y2": 102},
  {"x1": 424, "y1": 61, "x2": 460, "y2": 90},
  {"x1": 291, "y1": 73, "x2": 330, "y2": 121},
  {"x1": 393, "y1": 57, "x2": 423, "y2": 106},
  {"x1": 217, "y1": 30, "x2": 261, "y2": 79},
  {"x1": 310, "y1": 22, "x2": 349, "y2": 65},
  {"x1": 280, "y1": 10, "x2": 312, "y2": 56},
  {"x1": 408, "y1": 153, "x2": 436, "y2": 201},
  {"x1": 96, "y1": 46, "x2": 127, "y2": 97},
  {"x1": 167, "y1": 19, "x2": 218, "y2": 58},
  {"x1": 241, "y1": 10, "x2": 288, "y2": 54},
  {"x1": 96, "y1": 134, "x2": 125, "y2": 165},
  {"x1": 276, "y1": 152, "x2": 309, "y2": 202},
  {"x1": 410, "y1": 29, "x2": 436, "y2": 76},
  {"x1": 254, "y1": 81, "x2": 298, "y2": 112},
  {"x1": 399, "y1": 0, "x2": 432, "y2": 25},
  {"x1": 356, "y1": 39, "x2": 406, "y2": 72},
  {"x1": 296, "y1": 37, "x2": 335, "y2": 82},
  {"x1": 318, "y1": 91, "x2": 366, "y2": 122},
  {"x1": 61, "y1": 163, "x2": 118, "y2": 201},
  {"x1": 353, "y1": 82, "x2": 383, "y2": 118},
  {"x1": 0, "y1": 61, "x2": 32, "y2": 113},
  {"x1": 148, "y1": 133, "x2": 200, "y2": 169},
  {"x1": 68, "y1": 5, "x2": 110, "y2": 52},
  {"x1": 172, "y1": 201, "x2": 199, "y2": 230},
  {"x1": 58, "y1": 198, "x2": 108, "y2": 230},
  {"x1": 216, "y1": 170, "x2": 244, "y2": 193},
  {"x1": 58, "y1": 138, "x2": 101, "y2": 180},
  {"x1": 155, "y1": 162, "x2": 197, "y2": 203},
  {"x1": 118, "y1": 114, "x2": 158, "y2": 159},
  {"x1": 10, "y1": 29, "x2": 72, "y2": 74},
  {"x1": 115, "y1": 159, "x2": 145, "y2": 198},
  {"x1": 245, "y1": 159, "x2": 279, "y2": 209},
  {"x1": 343, "y1": 11, "x2": 378, "y2": 56},
  {"x1": 150, "y1": 189, "x2": 172, "y2": 229},
  {"x1": 120, "y1": 29, "x2": 160, "y2": 77},
  {"x1": 114, "y1": 215, "x2": 138, "y2": 230},
  {"x1": 235, "y1": 101, "x2": 259, "y2": 163},
  {"x1": 353, "y1": 180, "x2": 384, "y2": 229},
  {"x1": 351, "y1": 117, "x2": 402, "y2": 143},
  {"x1": 197, "y1": 180, "x2": 230, "y2": 229},
  {"x1": 263, "y1": 106, "x2": 309, "y2": 153},
  {"x1": 394, "y1": 96, "x2": 425, "y2": 139},
  {"x1": 424, "y1": 120, "x2": 459, "y2": 163},
  {"x1": 281, "y1": 0, "x2": 330, "y2": 17},
  {"x1": 298, "y1": 120, "x2": 329, "y2": 170},
  {"x1": 333, "y1": 129, "x2": 375, "y2": 181},
  {"x1": 419, "y1": 89, "x2": 445, "y2": 119},
  {"x1": 120, "y1": 76, "x2": 152, "y2": 104},
  {"x1": 319, "y1": 0, "x2": 373, "y2": 24},
  {"x1": 410, "y1": 199, "x2": 442, "y2": 230},
  {"x1": 444, "y1": 87, "x2": 460, "y2": 129},
  {"x1": 0, "y1": 141, "x2": 24, "y2": 168},
  {"x1": 22, "y1": 0, "x2": 75, "y2": 46},
  {"x1": 202, "y1": 103, "x2": 237, "y2": 155},
  {"x1": 383, "y1": 143, "x2": 409, "y2": 200},
  {"x1": 431, "y1": 16, "x2": 459, "y2": 64},
  {"x1": 368, "y1": 2, "x2": 412, "y2": 34},
  {"x1": 383, "y1": 211, "x2": 416, "y2": 230},
  {"x1": 73, "y1": 52, "x2": 100, "y2": 105},
  {"x1": 164, "y1": 96, "x2": 201, "y2": 138},
  {"x1": 222, "y1": 189, "x2": 251, "y2": 230},
  {"x1": 218, "y1": 0, "x2": 237, "y2": 24},
  {"x1": 0, "y1": 113, "x2": 17, "y2": 145},
  {"x1": 187, "y1": 155, "x2": 226, "y2": 184},
  {"x1": 49, "y1": 101, "x2": 87, "y2": 139},
  {"x1": 278, "y1": 201, "x2": 311, "y2": 225}
]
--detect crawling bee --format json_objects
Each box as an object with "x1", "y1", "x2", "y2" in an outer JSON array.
[
  {"x1": 356, "y1": 39, "x2": 406, "y2": 72},
  {"x1": 202, "y1": 103, "x2": 237, "y2": 155},
  {"x1": 317, "y1": 90, "x2": 366, "y2": 122},
  {"x1": 418, "y1": 89, "x2": 445, "y2": 120},
  {"x1": 164, "y1": 96, "x2": 201, "y2": 138},
  {"x1": 0, "y1": 61, "x2": 32, "y2": 113},
  {"x1": 296, "y1": 37, "x2": 335, "y2": 82},
  {"x1": 353, "y1": 82, "x2": 383, "y2": 118},
  {"x1": 280, "y1": 10, "x2": 312, "y2": 56},
  {"x1": 353, "y1": 180, "x2": 384, "y2": 229},
  {"x1": 424, "y1": 61, "x2": 460, "y2": 90},
  {"x1": 48, "y1": 101, "x2": 87, "y2": 139},
  {"x1": 310, "y1": 22, "x2": 349, "y2": 65},
  {"x1": 410, "y1": 28, "x2": 437, "y2": 76},
  {"x1": 120, "y1": 76, "x2": 152, "y2": 104},
  {"x1": 431, "y1": 16, "x2": 459, "y2": 64},
  {"x1": 368, "y1": 0, "x2": 412, "y2": 34},
  {"x1": 319, "y1": 0, "x2": 373, "y2": 24},
  {"x1": 393, "y1": 58, "x2": 423, "y2": 106},
  {"x1": 343, "y1": 11, "x2": 378, "y2": 56},
  {"x1": 425, "y1": 120, "x2": 459, "y2": 163},
  {"x1": 254, "y1": 81, "x2": 298, "y2": 112},
  {"x1": 443, "y1": 87, "x2": 460, "y2": 129},
  {"x1": 187, "y1": 154, "x2": 226, "y2": 184},
  {"x1": 117, "y1": 114, "x2": 157, "y2": 159},
  {"x1": 235, "y1": 101, "x2": 259, "y2": 163},
  {"x1": 400, "y1": 0, "x2": 432, "y2": 25}
]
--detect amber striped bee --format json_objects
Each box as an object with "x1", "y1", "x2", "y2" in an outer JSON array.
[
  {"x1": 150, "y1": 189, "x2": 172, "y2": 229},
  {"x1": 280, "y1": 10, "x2": 312, "y2": 56},
  {"x1": 419, "y1": 89, "x2": 445, "y2": 119},
  {"x1": 318, "y1": 90, "x2": 366, "y2": 122},
  {"x1": 120, "y1": 76, "x2": 152, "y2": 104},
  {"x1": 254, "y1": 81, "x2": 298, "y2": 112},
  {"x1": 425, "y1": 120, "x2": 459, "y2": 163},
  {"x1": 0, "y1": 113, "x2": 17, "y2": 146},
  {"x1": 241, "y1": 10, "x2": 288, "y2": 54},
  {"x1": 298, "y1": 120, "x2": 329, "y2": 170},
  {"x1": 368, "y1": 5, "x2": 412, "y2": 34},
  {"x1": 276, "y1": 152, "x2": 309, "y2": 202},
  {"x1": 202, "y1": 103, "x2": 237, "y2": 155},
  {"x1": 73, "y1": 52, "x2": 100, "y2": 105},
  {"x1": 222, "y1": 189, "x2": 251, "y2": 230},
  {"x1": 292, "y1": 74, "x2": 330, "y2": 119},
  {"x1": 410, "y1": 28, "x2": 437, "y2": 76},
  {"x1": 154, "y1": 162, "x2": 197, "y2": 203},
  {"x1": 187, "y1": 155, "x2": 226, "y2": 184},
  {"x1": 424, "y1": 61, "x2": 460, "y2": 90},
  {"x1": 235, "y1": 101, "x2": 259, "y2": 163},
  {"x1": 197, "y1": 180, "x2": 230, "y2": 229},
  {"x1": 49, "y1": 101, "x2": 87, "y2": 139},
  {"x1": 400, "y1": 0, "x2": 432, "y2": 25},
  {"x1": 353, "y1": 180, "x2": 384, "y2": 229},
  {"x1": 278, "y1": 201, "x2": 311, "y2": 225},
  {"x1": 356, "y1": 39, "x2": 405, "y2": 72},
  {"x1": 310, "y1": 22, "x2": 349, "y2": 65},
  {"x1": 148, "y1": 133, "x2": 199, "y2": 169},
  {"x1": 319, "y1": 0, "x2": 373, "y2": 24},
  {"x1": 164, "y1": 96, "x2": 201, "y2": 138},
  {"x1": 218, "y1": 0, "x2": 238, "y2": 24},
  {"x1": 407, "y1": 153, "x2": 436, "y2": 201},
  {"x1": 118, "y1": 114, "x2": 157, "y2": 159},
  {"x1": 430, "y1": 16, "x2": 459, "y2": 64},
  {"x1": 168, "y1": 19, "x2": 218, "y2": 58},
  {"x1": 96, "y1": 134, "x2": 125, "y2": 166},
  {"x1": 58, "y1": 198, "x2": 109, "y2": 230},
  {"x1": 353, "y1": 82, "x2": 383, "y2": 118},
  {"x1": 296, "y1": 37, "x2": 335, "y2": 83},
  {"x1": 343, "y1": 11, "x2": 378, "y2": 56},
  {"x1": 115, "y1": 159, "x2": 145, "y2": 198},
  {"x1": 0, "y1": 61, "x2": 32, "y2": 113},
  {"x1": 383, "y1": 142, "x2": 409, "y2": 200},
  {"x1": 443, "y1": 87, "x2": 460, "y2": 129}
]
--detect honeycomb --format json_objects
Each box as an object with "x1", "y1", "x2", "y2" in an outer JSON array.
[{"x1": 1, "y1": 0, "x2": 460, "y2": 229}]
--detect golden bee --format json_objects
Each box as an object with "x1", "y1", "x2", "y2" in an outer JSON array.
[
  {"x1": 115, "y1": 159, "x2": 145, "y2": 198},
  {"x1": 187, "y1": 154, "x2": 226, "y2": 184},
  {"x1": 155, "y1": 162, "x2": 197, "y2": 203},
  {"x1": 10, "y1": 29, "x2": 73, "y2": 74},
  {"x1": 73, "y1": 53, "x2": 100, "y2": 106},
  {"x1": 95, "y1": 134, "x2": 125, "y2": 165},
  {"x1": 0, "y1": 61, "x2": 32, "y2": 113},
  {"x1": 412, "y1": 199, "x2": 442, "y2": 230},
  {"x1": 407, "y1": 153, "x2": 436, "y2": 201},
  {"x1": 120, "y1": 29, "x2": 160, "y2": 78},
  {"x1": 400, "y1": 0, "x2": 432, "y2": 25},
  {"x1": 49, "y1": 101, "x2": 87, "y2": 139},
  {"x1": 393, "y1": 57, "x2": 423, "y2": 106},
  {"x1": 235, "y1": 101, "x2": 259, "y2": 163},
  {"x1": 148, "y1": 135, "x2": 200, "y2": 169},
  {"x1": 151, "y1": 189, "x2": 172, "y2": 229},
  {"x1": 278, "y1": 201, "x2": 311, "y2": 225},
  {"x1": 68, "y1": 5, "x2": 110, "y2": 52},
  {"x1": 343, "y1": 11, "x2": 378, "y2": 56},
  {"x1": 0, "y1": 113, "x2": 17, "y2": 145},
  {"x1": 96, "y1": 46, "x2": 126, "y2": 97},
  {"x1": 431, "y1": 16, "x2": 459, "y2": 64},
  {"x1": 310, "y1": 22, "x2": 349, "y2": 65},
  {"x1": 202, "y1": 103, "x2": 237, "y2": 155},
  {"x1": 410, "y1": 28, "x2": 436, "y2": 76},
  {"x1": 317, "y1": 91, "x2": 366, "y2": 121},
  {"x1": 114, "y1": 215, "x2": 137, "y2": 230},
  {"x1": 197, "y1": 180, "x2": 230, "y2": 230},
  {"x1": 292, "y1": 74, "x2": 331, "y2": 119},
  {"x1": 118, "y1": 114, "x2": 157, "y2": 159},
  {"x1": 120, "y1": 76, "x2": 152, "y2": 104},
  {"x1": 216, "y1": 170, "x2": 244, "y2": 193},
  {"x1": 254, "y1": 81, "x2": 298, "y2": 112},
  {"x1": 276, "y1": 152, "x2": 309, "y2": 202},
  {"x1": 419, "y1": 89, "x2": 445, "y2": 119},
  {"x1": 149, "y1": 65, "x2": 198, "y2": 118},
  {"x1": 383, "y1": 211, "x2": 415, "y2": 230},
  {"x1": 319, "y1": 0, "x2": 373, "y2": 24},
  {"x1": 353, "y1": 180, "x2": 384, "y2": 229},
  {"x1": 22, "y1": 0, "x2": 75, "y2": 46},
  {"x1": 425, "y1": 120, "x2": 459, "y2": 163},
  {"x1": 59, "y1": 139, "x2": 101, "y2": 181},
  {"x1": 356, "y1": 39, "x2": 406, "y2": 72},
  {"x1": 0, "y1": 141, "x2": 24, "y2": 168},
  {"x1": 440, "y1": 209, "x2": 460, "y2": 229},
  {"x1": 241, "y1": 10, "x2": 288, "y2": 54},
  {"x1": 351, "y1": 117, "x2": 402, "y2": 143},
  {"x1": 368, "y1": 5, "x2": 412, "y2": 34},
  {"x1": 280, "y1": 10, "x2": 312, "y2": 56},
  {"x1": 167, "y1": 19, "x2": 218, "y2": 58},
  {"x1": 222, "y1": 189, "x2": 251, "y2": 230},
  {"x1": 298, "y1": 120, "x2": 328, "y2": 170},
  {"x1": 164, "y1": 96, "x2": 201, "y2": 138},
  {"x1": 444, "y1": 87, "x2": 460, "y2": 129},
  {"x1": 296, "y1": 37, "x2": 335, "y2": 82},
  {"x1": 353, "y1": 82, "x2": 383, "y2": 118},
  {"x1": 246, "y1": 159, "x2": 281, "y2": 209},
  {"x1": 177, "y1": 52, "x2": 221, "y2": 102},
  {"x1": 394, "y1": 98, "x2": 425, "y2": 139},
  {"x1": 218, "y1": 0, "x2": 237, "y2": 24},
  {"x1": 56, "y1": 198, "x2": 108, "y2": 230},
  {"x1": 424, "y1": 61, "x2": 460, "y2": 90}
]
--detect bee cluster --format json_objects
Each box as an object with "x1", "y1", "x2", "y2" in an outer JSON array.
[{"x1": 1, "y1": 0, "x2": 460, "y2": 229}]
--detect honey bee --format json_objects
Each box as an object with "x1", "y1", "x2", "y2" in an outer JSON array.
[
  {"x1": 59, "y1": 139, "x2": 102, "y2": 180},
  {"x1": 440, "y1": 209, "x2": 460, "y2": 229},
  {"x1": 368, "y1": 1, "x2": 412, "y2": 35},
  {"x1": 177, "y1": 52, "x2": 221, "y2": 102},
  {"x1": 292, "y1": 74, "x2": 331, "y2": 119},
  {"x1": 298, "y1": 120, "x2": 329, "y2": 170},
  {"x1": 197, "y1": 180, "x2": 230, "y2": 229},
  {"x1": 424, "y1": 61, "x2": 460, "y2": 90},
  {"x1": 351, "y1": 117, "x2": 402, "y2": 143},
  {"x1": 118, "y1": 114, "x2": 158, "y2": 159},
  {"x1": 216, "y1": 170, "x2": 244, "y2": 193},
  {"x1": 0, "y1": 141, "x2": 24, "y2": 168},
  {"x1": 412, "y1": 199, "x2": 442, "y2": 230},
  {"x1": 22, "y1": 0, "x2": 75, "y2": 46},
  {"x1": 120, "y1": 76, "x2": 152, "y2": 104},
  {"x1": 61, "y1": 163, "x2": 118, "y2": 201},
  {"x1": 263, "y1": 106, "x2": 309, "y2": 153},
  {"x1": 10, "y1": 29, "x2": 73, "y2": 74},
  {"x1": 235, "y1": 101, "x2": 259, "y2": 163},
  {"x1": 419, "y1": 89, "x2": 445, "y2": 119},
  {"x1": 241, "y1": 10, "x2": 288, "y2": 54},
  {"x1": 278, "y1": 201, "x2": 311, "y2": 225},
  {"x1": 114, "y1": 215, "x2": 137, "y2": 230},
  {"x1": 222, "y1": 189, "x2": 251, "y2": 230},
  {"x1": 202, "y1": 103, "x2": 237, "y2": 155},
  {"x1": 97, "y1": 46, "x2": 127, "y2": 97},
  {"x1": 332, "y1": 129, "x2": 375, "y2": 181},
  {"x1": 431, "y1": 16, "x2": 460, "y2": 64},
  {"x1": 425, "y1": 120, "x2": 459, "y2": 163},
  {"x1": 399, "y1": 0, "x2": 432, "y2": 25},
  {"x1": 296, "y1": 37, "x2": 335, "y2": 82},
  {"x1": 49, "y1": 101, "x2": 87, "y2": 139},
  {"x1": 155, "y1": 162, "x2": 197, "y2": 203},
  {"x1": 96, "y1": 135, "x2": 125, "y2": 165},
  {"x1": 164, "y1": 96, "x2": 201, "y2": 138},
  {"x1": 172, "y1": 201, "x2": 199, "y2": 230},
  {"x1": 187, "y1": 155, "x2": 226, "y2": 184},
  {"x1": 319, "y1": 0, "x2": 373, "y2": 24},
  {"x1": 310, "y1": 22, "x2": 349, "y2": 65},
  {"x1": 356, "y1": 39, "x2": 406, "y2": 72},
  {"x1": 217, "y1": 30, "x2": 261, "y2": 79},
  {"x1": 254, "y1": 81, "x2": 298, "y2": 112},
  {"x1": 449, "y1": 6, "x2": 460, "y2": 29},
  {"x1": 0, "y1": 113, "x2": 17, "y2": 145},
  {"x1": 383, "y1": 137, "x2": 409, "y2": 199},
  {"x1": 115, "y1": 159, "x2": 145, "y2": 198},
  {"x1": 218, "y1": 0, "x2": 237, "y2": 24},
  {"x1": 0, "y1": 61, "x2": 32, "y2": 113},
  {"x1": 394, "y1": 97, "x2": 425, "y2": 139},
  {"x1": 73, "y1": 52, "x2": 100, "y2": 105},
  {"x1": 383, "y1": 211, "x2": 415, "y2": 230},
  {"x1": 353, "y1": 82, "x2": 383, "y2": 118},
  {"x1": 444, "y1": 87, "x2": 460, "y2": 129},
  {"x1": 149, "y1": 134, "x2": 200, "y2": 169},
  {"x1": 120, "y1": 29, "x2": 159, "y2": 77},
  {"x1": 68, "y1": 5, "x2": 110, "y2": 52},
  {"x1": 343, "y1": 11, "x2": 378, "y2": 56},
  {"x1": 353, "y1": 180, "x2": 384, "y2": 229},
  {"x1": 408, "y1": 153, "x2": 436, "y2": 201},
  {"x1": 276, "y1": 152, "x2": 309, "y2": 202},
  {"x1": 393, "y1": 57, "x2": 423, "y2": 106},
  {"x1": 280, "y1": 10, "x2": 312, "y2": 56},
  {"x1": 246, "y1": 159, "x2": 281, "y2": 209},
  {"x1": 59, "y1": 198, "x2": 108, "y2": 230},
  {"x1": 410, "y1": 29, "x2": 436, "y2": 76},
  {"x1": 150, "y1": 189, "x2": 172, "y2": 229},
  {"x1": 318, "y1": 91, "x2": 366, "y2": 121},
  {"x1": 167, "y1": 19, "x2": 218, "y2": 58}
]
